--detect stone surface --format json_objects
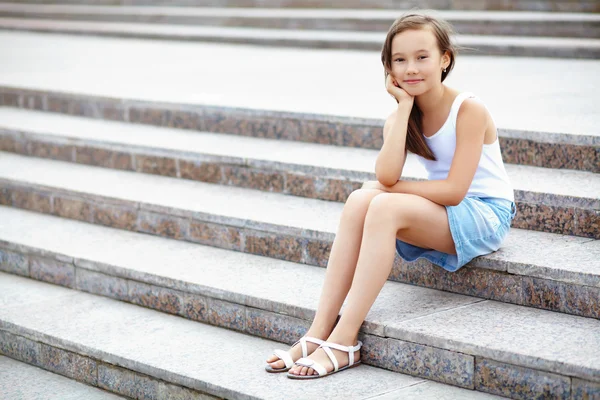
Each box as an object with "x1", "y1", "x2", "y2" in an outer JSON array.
[
  {"x1": 386, "y1": 301, "x2": 600, "y2": 382},
  {"x1": 0, "y1": 32, "x2": 599, "y2": 140},
  {"x1": 76, "y1": 268, "x2": 129, "y2": 302},
  {"x1": 0, "y1": 247, "x2": 28, "y2": 276},
  {"x1": 0, "y1": 330, "x2": 41, "y2": 366},
  {"x1": 98, "y1": 363, "x2": 159, "y2": 400},
  {"x1": 572, "y1": 379, "x2": 600, "y2": 400},
  {"x1": 475, "y1": 358, "x2": 571, "y2": 400},
  {"x1": 40, "y1": 343, "x2": 98, "y2": 386},
  {"x1": 388, "y1": 338, "x2": 475, "y2": 388},
  {"x1": 30, "y1": 256, "x2": 75, "y2": 288},
  {"x1": 0, "y1": 356, "x2": 125, "y2": 400},
  {"x1": 0, "y1": 273, "x2": 435, "y2": 400},
  {"x1": 53, "y1": 196, "x2": 93, "y2": 222}
]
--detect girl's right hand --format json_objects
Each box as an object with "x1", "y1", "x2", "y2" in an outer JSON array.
[{"x1": 386, "y1": 74, "x2": 414, "y2": 107}]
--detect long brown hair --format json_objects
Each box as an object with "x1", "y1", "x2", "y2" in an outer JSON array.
[{"x1": 381, "y1": 13, "x2": 457, "y2": 161}]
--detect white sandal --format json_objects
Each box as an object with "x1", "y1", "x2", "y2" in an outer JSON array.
[
  {"x1": 287, "y1": 340, "x2": 363, "y2": 379},
  {"x1": 265, "y1": 336, "x2": 325, "y2": 373}
]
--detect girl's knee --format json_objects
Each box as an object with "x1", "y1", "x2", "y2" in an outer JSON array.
[
  {"x1": 346, "y1": 188, "x2": 384, "y2": 207},
  {"x1": 365, "y1": 193, "x2": 411, "y2": 225}
]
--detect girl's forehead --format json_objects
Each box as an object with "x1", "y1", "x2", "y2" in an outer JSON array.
[{"x1": 391, "y1": 29, "x2": 437, "y2": 53}]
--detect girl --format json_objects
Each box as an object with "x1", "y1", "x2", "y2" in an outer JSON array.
[{"x1": 265, "y1": 12, "x2": 516, "y2": 379}]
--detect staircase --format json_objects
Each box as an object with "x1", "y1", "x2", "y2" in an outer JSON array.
[
  {"x1": 0, "y1": 3, "x2": 599, "y2": 400},
  {"x1": 0, "y1": 1, "x2": 598, "y2": 58}
]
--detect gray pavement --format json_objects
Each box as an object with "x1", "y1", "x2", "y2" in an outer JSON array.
[{"x1": 0, "y1": 30, "x2": 599, "y2": 137}]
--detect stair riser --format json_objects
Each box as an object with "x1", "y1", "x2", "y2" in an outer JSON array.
[
  {"x1": 1, "y1": 88, "x2": 597, "y2": 173},
  {"x1": 0, "y1": 12, "x2": 597, "y2": 39},
  {"x1": 0, "y1": 0, "x2": 598, "y2": 13},
  {"x1": 0, "y1": 131, "x2": 597, "y2": 239},
  {"x1": 1, "y1": 248, "x2": 599, "y2": 399},
  {"x1": 0, "y1": 183, "x2": 598, "y2": 320},
  {"x1": 1, "y1": 24, "x2": 598, "y2": 59},
  {"x1": 0, "y1": 330, "x2": 222, "y2": 399}
]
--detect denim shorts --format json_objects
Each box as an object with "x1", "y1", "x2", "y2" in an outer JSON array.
[{"x1": 395, "y1": 196, "x2": 517, "y2": 272}]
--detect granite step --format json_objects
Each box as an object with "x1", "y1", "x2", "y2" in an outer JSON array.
[
  {"x1": 0, "y1": 208, "x2": 598, "y2": 399},
  {"x1": 0, "y1": 107, "x2": 597, "y2": 239},
  {"x1": 1, "y1": 88, "x2": 598, "y2": 174},
  {"x1": 0, "y1": 18, "x2": 598, "y2": 59},
  {"x1": 1, "y1": 4, "x2": 598, "y2": 39},
  {"x1": 0, "y1": 153, "x2": 598, "y2": 319},
  {"x1": 0, "y1": 31, "x2": 598, "y2": 172},
  {"x1": 0, "y1": 356, "x2": 127, "y2": 400},
  {"x1": 0, "y1": 0, "x2": 597, "y2": 13},
  {"x1": 0, "y1": 274, "x2": 510, "y2": 400}
]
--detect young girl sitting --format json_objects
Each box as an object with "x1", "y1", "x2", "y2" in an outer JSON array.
[{"x1": 265, "y1": 12, "x2": 516, "y2": 380}]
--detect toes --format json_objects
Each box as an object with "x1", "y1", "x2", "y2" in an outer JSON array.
[{"x1": 300, "y1": 366, "x2": 308, "y2": 376}]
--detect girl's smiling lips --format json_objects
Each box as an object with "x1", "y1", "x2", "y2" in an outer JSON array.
[{"x1": 403, "y1": 79, "x2": 424, "y2": 84}]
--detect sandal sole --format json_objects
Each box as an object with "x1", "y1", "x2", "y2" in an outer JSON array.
[{"x1": 286, "y1": 360, "x2": 362, "y2": 379}]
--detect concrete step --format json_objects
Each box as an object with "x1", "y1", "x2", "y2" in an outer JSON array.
[
  {"x1": 0, "y1": 4, "x2": 598, "y2": 39},
  {"x1": 0, "y1": 273, "x2": 513, "y2": 400},
  {"x1": 0, "y1": 209, "x2": 598, "y2": 399},
  {"x1": 0, "y1": 356, "x2": 127, "y2": 400},
  {"x1": 0, "y1": 18, "x2": 598, "y2": 59},
  {"x1": 0, "y1": 0, "x2": 597, "y2": 13},
  {"x1": 0, "y1": 154, "x2": 598, "y2": 319},
  {"x1": 0, "y1": 107, "x2": 597, "y2": 239}
]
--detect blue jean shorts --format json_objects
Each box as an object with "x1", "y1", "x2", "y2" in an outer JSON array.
[{"x1": 395, "y1": 196, "x2": 517, "y2": 272}]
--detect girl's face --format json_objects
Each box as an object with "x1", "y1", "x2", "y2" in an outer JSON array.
[{"x1": 389, "y1": 28, "x2": 449, "y2": 96}]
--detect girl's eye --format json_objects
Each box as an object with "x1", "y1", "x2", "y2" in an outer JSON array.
[
  {"x1": 419, "y1": 56, "x2": 428, "y2": 60},
  {"x1": 394, "y1": 58, "x2": 404, "y2": 62}
]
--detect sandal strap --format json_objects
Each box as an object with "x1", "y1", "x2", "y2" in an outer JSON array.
[
  {"x1": 321, "y1": 346, "x2": 339, "y2": 372},
  {"x1": 295, "y1": 357, "x2": 327, "y2": 376},
  {"x1": 300, "y1": 336, "x2": 325, "y2": 358},
  {"x1": 320, "y1": 340, "x2": 363, "y2": 366},
  {"x1": 272, "y1": 349, "x2": 294, "y2": 369}
]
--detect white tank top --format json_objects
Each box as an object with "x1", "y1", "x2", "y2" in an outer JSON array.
[{"x1": 417, "y1": 92, "x2": 514, "y2": 202}]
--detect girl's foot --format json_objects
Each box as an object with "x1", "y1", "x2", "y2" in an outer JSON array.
[
  {"x1": 288, "y1": 338, "x2": 361, "y2": 377},
  {"x1": 265, "y1": 335, "x2": 325, "y2": 370}
]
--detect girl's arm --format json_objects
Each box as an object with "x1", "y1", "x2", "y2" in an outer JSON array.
[
  {"x1": 378, "y1": 99, "x2": 488, "y2": 206},
  {"x1": 375, "y1": 104, "x2": 412, "y2": 186}
]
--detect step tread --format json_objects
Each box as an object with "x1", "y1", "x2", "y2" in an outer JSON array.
[
  {"x1": 0, "y1": 271, "x2": 506, "y2": 400},
  {"x1": 0, "y1": 31, "x2": 598, "y2": 138},
  {"x1": 0, "y1": 356, "x2": 126, "y2": 400},
  {"x1": 0, "y1": 207, "x2": 599, "y2": 382},
  {"x1": 2, "y1": 17, "x2": 600, "y2": 47},
  {"x1": 1, "y1": 3, "x2": 599, "y2": 21},
  {"x1": 1, "y1": 107, "x2": 598, "y2": 206},
  {"x1": 0, "y1": 152, "x2": 598, "y2": 287}
]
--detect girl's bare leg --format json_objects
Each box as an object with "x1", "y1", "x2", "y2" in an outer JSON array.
[
  {"x1": 266, "y1": 189, "x2": 385, "y2": 369},
  {"x1": 289, "y1": 193, "x2": 456, "y2": 376}
]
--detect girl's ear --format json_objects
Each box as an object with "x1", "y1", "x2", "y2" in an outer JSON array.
[{"x1": 442, "y1": 51, "x2": 451, "y2": 68}]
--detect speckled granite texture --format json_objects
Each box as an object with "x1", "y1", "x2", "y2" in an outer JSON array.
[{"x1": 0, "y1": 87, "x2": 597, "y2": 172}]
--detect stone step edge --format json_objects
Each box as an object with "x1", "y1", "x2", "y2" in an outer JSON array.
[
  {"x1": 0, "y1": 328, "x2": 217, "y2": 399},
  {"x1": 1, "y1": 239, "x2": 599, "y2": 392},
  {"x1": 0, "y1": 87, "x2": 597, "y2": 173},
  {"x1": 0, "y1": 7, "x2": 597, "y2": 40},
  {"x1": 0, "y1": 0, "x2": 598, "y2": 13},
  {"x1": 0, "y1": 4, "x2": 598, "y2": 21},
  {"x1": 1, "y1": 174, "x2": 599, "y2": 320},
  {"x1": 0, "y1": 18, "x2": 599, "y2": 60},
  {"x1": 1, "y1": 123, "x2": 597, "y2": 212},
  {"x1": 1, "y1": 125, "x2": 598, "y2": 242}
]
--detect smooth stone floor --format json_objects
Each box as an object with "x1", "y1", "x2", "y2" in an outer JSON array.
[
  {"x1": 0, "y1": 31, "x2": 599, "y2": 136},
  {"x1": 0, "y1": 107, "x2": 598, "y2": 202},
  {"x1": 0, "y1": 356, "x2": 125, "y2": 400}
]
